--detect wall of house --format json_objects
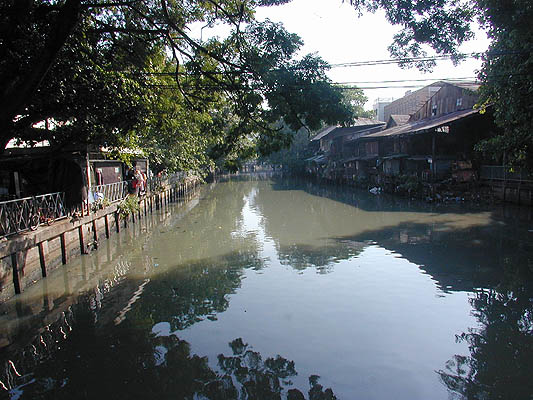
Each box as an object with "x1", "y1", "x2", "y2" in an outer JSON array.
[
  {"x1": 0, "y1": 156, "x2": 87, "y2": 206},
  {"x1": 404, "y1": 135, "x2": 432, "y2": 155},
  {"x1": 92, "y1": 161, "x2": 124, "y2": 185},
  {"x1": 373, "y1": 101, "x2": 392, "y2": 121},
  {"x1": 319, "y1": 138, "x2": 331, "y2": 153},
  {"x1": 383, "y1": 159, "x2": 401, "y2": 176},
  {"x1": 365, "y1": 141, "x2": 379, "y2": 156},
  {"x1": 381, "y1": 139, "x2": 395, "y2": 156},
  {"x1": 411, "y1": 84, "x2": 478, "y2": 121},
  {"x1": 384, "y1": 85, "x2": 442, "y2": 121}
]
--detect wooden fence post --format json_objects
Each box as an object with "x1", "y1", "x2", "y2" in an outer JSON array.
[
  {"x1": 79, "y1": 226, "x2": 87, "y2": 255},
  {"x1": 11, "y1": 253, "x2": 21, "y2": 295},
  {"x1": 105, "y1": 214, "x2": 110, "y2": 238},
  {"x1": 60, "y1": 233, "x2": 68, "y2": 264},
  {"x1": 38, "y1": 242, "x2": 47, "y2": 277},
  {"x1": 92, "y1": 220, "x2": 98, "y2": 243}
]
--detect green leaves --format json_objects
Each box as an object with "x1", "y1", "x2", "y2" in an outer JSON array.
[
  {"x1": 474, "y1": 0, "x2": 533, "y2": 167},
  {"x1": 1, "y1": 1, "x2": 358, "y2": 173}
]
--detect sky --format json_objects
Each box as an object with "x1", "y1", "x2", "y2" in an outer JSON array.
[{"x1": 251, "y1": 0, "x2": 491, "y2": 110}]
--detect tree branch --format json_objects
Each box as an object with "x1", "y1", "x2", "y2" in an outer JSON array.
[{"x1": 0, "y1": 0, "x2": 82, "y2": 149}]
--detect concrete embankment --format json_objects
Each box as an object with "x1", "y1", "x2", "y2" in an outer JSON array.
[{"x1": 0, "y1": 178, "x2": 201, "y2": 303}]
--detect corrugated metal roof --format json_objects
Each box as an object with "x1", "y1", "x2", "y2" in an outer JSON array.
[
  {"x1": 382, "y1": 154, "x2": 409, "y2": 160},
  {"x1": 389, "y1": 115, "x2": 410, "y2": 126},
  {"x1": 341, "y1": 155, "x2": 378, "y2": 162},
  {"x1": 341, "y1": 157, "x2": 359, "y2": 164},
  {"x1": 310, "y1": 125, "x2": 338, "y2": 141},
  {"x1": 305, "y1": 154, "x2": 327, "y2": 164},
  {"x1": 310, "y1": 119, "x2": 385, "y2": 141},
  {"x1": 334, "y1": 124, "x2": 385, "y2": 140},
  {"x1": 351, "y1": 117, "x2": 384, "y2": 126},
  {"x1": 344, "y1": 125, "x2": 387, "y2": 142},
  {"x1": 440, "y1": 80, "x2": 480, "y2": 92},
  {"x1": 363, "y1": 108, "x2": 480, "y2": 139}
]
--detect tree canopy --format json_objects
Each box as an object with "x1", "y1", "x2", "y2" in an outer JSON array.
[
  {"x1": 0, "y1": 0, "x2": 354, "y2": 172},
  {"x1": 3, "y1": 0, "x2": 530, "y2": 171}
]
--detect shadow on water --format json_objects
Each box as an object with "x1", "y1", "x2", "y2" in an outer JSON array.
[
  {"x1": 267, "y1": 174, "x2": 533, "y2": 220},
  {"x1": 129, "y1": 250, "x2": 264, "y2": 331},
  {"x1": 249, "y1": 175, "x2": 533, "y2": 399},
  {"x1": 5, "y1": 311, "x2": 337, "y2": 400},
  {"x1": 237, "y1": 174, "x2": 533, "y2": 290},
  {"x1": 322, "y1": 213, "x2": 533, "y2": 399},
  {"x1": 326, "y1": 219, "x2": 533, "y2": 293},
  {"x1": 0, "y1": 262, "x2": 338, "y2": 399}
]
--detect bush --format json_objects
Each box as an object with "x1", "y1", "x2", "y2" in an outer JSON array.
[
  {"x1": 395, "y1": 175, "x2": 420, "y2": 194},
  {"x1": 117, "y1": 195, "x2": 141, "y2": 219}
]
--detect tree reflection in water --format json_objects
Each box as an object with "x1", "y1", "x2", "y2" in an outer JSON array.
[
  {"x1": 277, "y1": 241, "x2": 366, "y2": 274},
  {"x1": 438, "y1": 286, "x2": 533, "y2": 399},
  {"x1": 5, "y1": 299, "x2": 337, "y2": 399},
  {"x1": 1, "y1": 240, "x2": 336, "y2": 399},
  {"x1": 217, "y1": 338, "x2": 336, "y2": 400},
  {"x1": 134, "y1": 250, "x2": 262, "y2": 331}
]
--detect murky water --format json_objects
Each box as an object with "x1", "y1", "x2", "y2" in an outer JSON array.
[{"x1": 1, "y1": 175, "x2": 533, "y2": 400}]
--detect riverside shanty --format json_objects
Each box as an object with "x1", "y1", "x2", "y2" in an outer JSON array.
[{"x1": 305, "y1": 81, "x2": 532, "y2": 205}]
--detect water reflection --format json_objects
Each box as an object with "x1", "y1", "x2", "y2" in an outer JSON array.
[
  {"x1": 254, "y1": 176, "x2": 533, "y2": 292},
  {"x1": 438, "y1": 274, "x2": 533, "y2": 399},
  {"x1": 0, "y1": 176, "x2": 532, "y2": 399},
  {"x1": 131, "y1": 251, "x2": 263, "y2": 331},
  {"x1": 276, "y1": 241, "x2": 366, "y2": 274},
  {"x1": 2, "y1": 295, "x2": 337, "y2": 399}
]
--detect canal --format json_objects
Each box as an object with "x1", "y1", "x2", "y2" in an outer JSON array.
[{"x1": 1, "y1": 175, "x2": 532, "y2": 400}]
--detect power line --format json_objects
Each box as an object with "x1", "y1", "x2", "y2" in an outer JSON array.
[
  {"x1": 331, "y1": 77, "x2": 478, "y2": 85},
  {"x1": 124, "y1": 49, "x2": 532, "y2": 79},
  {"x1": 146, "y1": 75, "x2": 482, "y2": 89},
  {"x1": 146, "y1": 82, "x2": 472, "y2": 91},
  {"x1": 329, "y1": 54, "x2": 461, "y2": 68},
  {"x1": 337, "y1": 85, "x2": 449, "y2": 90},
  {"x1": 327, "y1": 50, "x2": 531, "y2": 68},
  {"x1": 125, "y1": 53, "x2": 478, "y2": 77}
]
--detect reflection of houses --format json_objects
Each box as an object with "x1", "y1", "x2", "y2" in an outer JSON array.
[
  {"x1": 366, "y1": 222, "x2": 515, "y2": 293},
  {"x1": 307, "y1": 81, "x2": 498, "y2": 186}
]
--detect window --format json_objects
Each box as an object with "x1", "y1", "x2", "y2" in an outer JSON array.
[
  {"x1": 456, "y1": 97, "x2": 463, "y2": 108},
  {"x1": 393, "y1": 139, "x2": 400, "y2": 153},
  {"x1": 431, "y1": 104, "x2": 438, "y2": 117},
  {"x1": 366, "y1": 141, "x2": 378, "y2": 155}
]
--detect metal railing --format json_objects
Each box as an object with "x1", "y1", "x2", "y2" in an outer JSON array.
[
  {"x1": 480, "y1": 166, "x2": 533, "y2": 183},
  {"x1": 89, "y1": 181, "x2": 127, "y2": 205},
  {"x1": 147, "y1": 171, "x2": 187, "y2": 192},
  {"x1": 0, "y1": 192, "x2": 66, "y2": 237},
  {"x1": 169, "y1": 171, "x2": 186, "y2": 185},
  {"x1": 0, "y1": 172, "x2": 194, "y2": 237}
]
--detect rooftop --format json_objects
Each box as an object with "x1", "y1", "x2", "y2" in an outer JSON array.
[
  {"x1": 363, "y1": 108, "x2": 480, "y2": 139},
  {"x1": 310, "y1": 118, "x2": 385, "y2": 141}
]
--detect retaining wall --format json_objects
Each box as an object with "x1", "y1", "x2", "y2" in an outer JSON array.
[{"x1": 0, "y1": 179, "x2": 200, "y2": 303}]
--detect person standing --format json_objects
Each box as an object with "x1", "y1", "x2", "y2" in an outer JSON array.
[
  {"x1": 135, "y1": 167, "x2": 146, "y2": 196},
  {"x1": 126, "y1": 167, "x2": 138, "y2": 196}
]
